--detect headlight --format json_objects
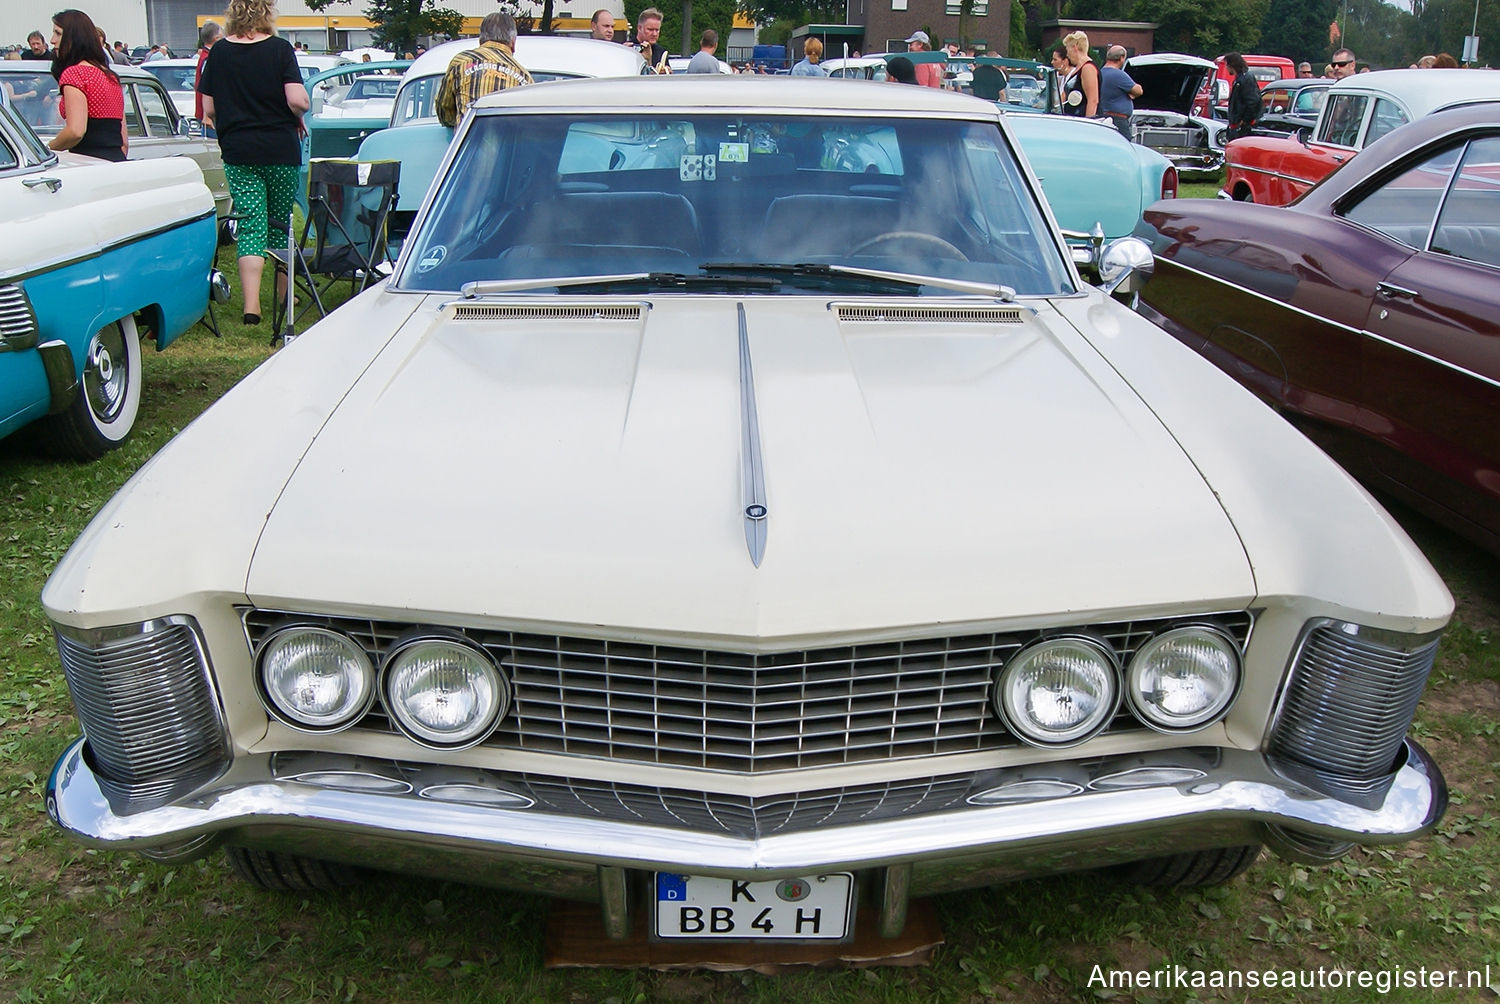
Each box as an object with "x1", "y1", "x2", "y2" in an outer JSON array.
[
  {"x1": 1127, "y1": 626, "x2": 1239, "y2": 731},
  {"x1": 994, "y1": 637, "x2": 1119, "y2": 747},
  {"x1": 259, "y1": 626, "x2": 376, "y2": 730},
  {"x1": 383, "y1": 638, "x2": 507, "y2": 748}
]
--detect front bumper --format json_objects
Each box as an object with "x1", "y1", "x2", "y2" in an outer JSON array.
[{"x1": 48, "y1": 737, "x2": 1445, "y2": 933}]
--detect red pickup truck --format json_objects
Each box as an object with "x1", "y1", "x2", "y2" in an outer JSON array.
[{"x1": 1191, "y1": 54, "x2": 1295, "y2": 118}]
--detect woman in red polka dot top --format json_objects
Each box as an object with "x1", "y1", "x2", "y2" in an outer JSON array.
[{"x1": 46, "y1": 9, "x2": 127, "y2": 162}]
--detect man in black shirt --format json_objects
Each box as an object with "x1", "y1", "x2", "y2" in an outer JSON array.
[
  {"x1": 23, "y1": 31, "x2": 56, "y2": 61},
  {"x1": 633, "y1": 7, "x2": 671, "y2": 73}
]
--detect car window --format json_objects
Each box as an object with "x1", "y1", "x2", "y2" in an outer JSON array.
[
  {"x1": 403, "y1": 112, "x2": 1071, "y2": 295},
  {"x1": 1363, "y1": 98, "x2": 1408, "y2": 147},
  {"x1": 3, "y1": 72, "x2": 63, "y2": 133},
  {"x1": 1262, "y1": 89, "x2": 1289, "y2": 115},
  {"x1": 1341, "y1": 143, "x2": 1461, "y2": 249},
  {"x1": 133, "y1": 83, "x2": 175, "y2": 135},
  {"x1": 393, "y1": 75, "x2": 439, "y2": 125},
  {"x1": 0, "y1": 132, "x2": 18, "y2": 171},
  {"x1": 123, "y1": 86, "x2": 145, "y2": 138},
  {"x1": 1294, "y1": 87, "x2": 1327, "y2": 115},
  {"x1": 1431, "y1": 136, "x2": 1500, "y2": 268},
  {"x1": 1318, "y1": 93, "x2": 1367, "y2": 147}
]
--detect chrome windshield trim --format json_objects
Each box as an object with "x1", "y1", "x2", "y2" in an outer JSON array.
[
  {"x1": 738, "y1": 302, "x2": 768, "y2": 568},
  {"x1": 460, "y1": 274, "x2": 654, "y2": 297}
]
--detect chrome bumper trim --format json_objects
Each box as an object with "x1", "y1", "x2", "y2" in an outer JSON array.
[{"x1": 47, "y1": 740, "x2": 1445, "y2": 878}]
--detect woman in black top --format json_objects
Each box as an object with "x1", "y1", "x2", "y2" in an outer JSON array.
[
  {"x1": 47, "y1": 10, "x2": 126, "y2": 162},
  {"x1": 198, "y1": 0, "x2": 309, "y2": 325}
]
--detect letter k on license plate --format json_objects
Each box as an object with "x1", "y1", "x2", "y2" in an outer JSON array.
[{"x1": 654, "y1": 872, "x2": 854, "y2": 940}]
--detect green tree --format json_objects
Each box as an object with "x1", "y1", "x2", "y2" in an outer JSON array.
[
  {"x1": 305, "y1": 0, "x2": 464, "y2": 53},
  {"x1": 1258, "y1": 0, "x2": 1336, "y2": 65},
  {"x1": 1133, "y1": 0, "x2": 1267, "y2": 57},
  {"x1": 625, "y1": 0, "x2": 740, "y2": 58},
  {"x1": 1010, "y1": 0, "x2": 1029, "y2": 57}
]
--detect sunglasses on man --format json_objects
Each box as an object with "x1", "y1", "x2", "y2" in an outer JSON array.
[{"x1": 1332, "y1": 59, "x2": 1354, "y2": 67}]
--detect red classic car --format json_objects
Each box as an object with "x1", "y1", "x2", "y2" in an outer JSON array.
[
  {"x1": 1140, "y1": 101, "x2": 1500, "y2": 552},
  {"x1": 1221, "y1": 69, "x2": 1500, "y2": 204}
]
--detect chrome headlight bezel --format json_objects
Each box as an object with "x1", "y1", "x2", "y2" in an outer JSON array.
[
  {"x1": 381, "y1": 636, "x2": 509, "y2": 750},
  {"x1": 993, "y1": 635, "x2": 1121, "y2": 748},
  {"x1": 256, "y1": 625, "x2": 377, "y2": 732},
  {"x1": 1125, "y1": 625, "x2": 1241, "y2": 733}
]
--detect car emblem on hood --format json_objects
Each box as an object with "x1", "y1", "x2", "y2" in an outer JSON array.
[{"x1": 738, "y1": 303, "x2": 768, "y2": 567}]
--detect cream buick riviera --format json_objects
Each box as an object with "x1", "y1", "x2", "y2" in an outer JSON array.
[{"x1": 46, "y1": 77, "x2": 1450, "y2": 945}]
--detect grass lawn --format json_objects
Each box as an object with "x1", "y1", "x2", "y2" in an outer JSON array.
[{"x1": 1, "y1": 203, "x2": 1496, "y2": 1003}]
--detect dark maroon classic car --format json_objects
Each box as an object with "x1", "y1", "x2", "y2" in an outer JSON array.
[{"x1": 1139, "y1": 101, "x2": 1500, "y2": 552}]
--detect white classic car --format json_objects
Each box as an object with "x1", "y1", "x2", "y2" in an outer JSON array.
[{"x1": 45, "y1": 77, "x2": 1451, "y2": 945}]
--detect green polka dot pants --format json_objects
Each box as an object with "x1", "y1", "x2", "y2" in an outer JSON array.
[{"x1": 224, "y1": 162, "x2": 301, "y2": 259}]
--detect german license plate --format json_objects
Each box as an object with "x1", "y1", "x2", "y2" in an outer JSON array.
[{"x1": 654, "y1": 872, "x2": 854, "y2": 940}]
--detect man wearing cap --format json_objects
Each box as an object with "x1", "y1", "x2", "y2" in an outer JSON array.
[
  {"x1": 906, "y1": 30, "x2": 942, "y2": 87},
  {"x1": 1098, "y1": 45, "x2": 1143, "y2": 139}
]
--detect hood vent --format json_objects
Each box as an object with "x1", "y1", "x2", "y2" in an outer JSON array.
[
  {"x1": 837, "y1": 305, "x2": 1025, "y2": 325},
  {"x1": 449, "y1": 303, "x2": 644, "y2": 322}
]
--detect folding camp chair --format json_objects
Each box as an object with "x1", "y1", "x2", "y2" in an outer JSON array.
[{"x1": 270, "y1": 158, "x2": 400, "y2": 338}]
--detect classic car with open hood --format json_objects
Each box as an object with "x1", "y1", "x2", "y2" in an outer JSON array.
[
  {"x1": 45, "y1": 76, "x2": 1450, "y2": 945},
  {"x1": 1126, "y1": 53, "x2": 1228, "y2": 177}
]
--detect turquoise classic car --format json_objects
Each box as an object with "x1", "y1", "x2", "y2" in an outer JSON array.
[{"x1": 0, "y1": 99, "x2": 218, "y2": 457}]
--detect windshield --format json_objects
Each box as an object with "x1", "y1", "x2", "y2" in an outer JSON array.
[{"x1": 399, "y1": 111, "x2": 1072, "y2": 296}]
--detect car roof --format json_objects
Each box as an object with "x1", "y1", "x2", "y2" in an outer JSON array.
[
  {"x1": 1327, "y1": 68, "x2": 1500, "y2": 115},
  {"x1": 1260, "y1": 77, "x2": 1333, "y2": 88},
  {"x1": 0, "y1": 62, "x2": 156, "y2": 82},
  {"x1": 403, "y1": 36, "x2": 645, "y2": 83},
  {"x1": 141, "y1": 58, "x2": 199, "y2": 68},
  {"x1": 470, "y1": 73, "x2": 1001, "y2": 115}
]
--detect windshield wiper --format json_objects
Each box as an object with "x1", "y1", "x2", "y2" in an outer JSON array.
[
  {"x1": 460, "y1": 272, "x2": 782, "y2": 296},
  {"x1": 700, "y1": 262, "x2": 1016, "y2": 300}
]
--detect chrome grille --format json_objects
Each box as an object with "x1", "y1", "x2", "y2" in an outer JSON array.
[
  {"x1": 1268, "y1": 622, "x2": 1440, "y2": 781},
  {"x1": 510, "y1": 773, "x2": 974, "y2": 837},
  {"x1": 244, "y1": 611, "x2": 1252, "y2": 772},
  {"x1": 450, "y1": 303, "x2": 643, "y2": 321},
  {"x1": 55, "y1": 621, "x2": 228, "y2": 789},
  {"x1": 0, "y1": 284, "x2": 38, "y2": 349},
  {"x1": 836, "y1": 305, "x2": 1024, "y2": 324}
]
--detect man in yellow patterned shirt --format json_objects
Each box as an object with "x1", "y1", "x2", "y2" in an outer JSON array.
[{"x1": 435, "y1": 13, "x2": 533, "y2": 128}]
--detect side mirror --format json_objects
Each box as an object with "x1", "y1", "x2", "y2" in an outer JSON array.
[{"x1": 1099, "y1": 237, "x2": 1154, "y2": 295}]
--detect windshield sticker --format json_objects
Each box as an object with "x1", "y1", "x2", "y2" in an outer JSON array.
[
  {"x1": 680, "y1": 153, "x2": 717, "y2": 182},
  {"x1": 718, "y1": 142, "x2": 749, "y2": 163},
  {"x1": 416, "y1": 245, "x2": 447, "y2": 273}
]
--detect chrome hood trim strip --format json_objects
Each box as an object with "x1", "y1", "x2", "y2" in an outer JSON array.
[{"x1": 738, "y1": 302, "x2": 768, "y2": 567}]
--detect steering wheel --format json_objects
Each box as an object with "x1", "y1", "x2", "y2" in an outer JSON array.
[{"x1": 849, "y1": 231, "x2": 970, "y2": 261}]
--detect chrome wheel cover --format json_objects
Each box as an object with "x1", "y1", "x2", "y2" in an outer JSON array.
[{"x1": 83, "y1": 322, "x2": 130, "y2": 425}]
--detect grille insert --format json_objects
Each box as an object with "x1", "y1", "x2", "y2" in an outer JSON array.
[
  {"x1": 1268, "y1": 622, "x2": 1439, "y2": 782},
  {"x1": 0, "y1": 284, "x2": 38, "y2": 349},
  {"x1": 55, "y1": 620, "x2": 228, "y2": 808},
  {"x1": 244, "y1": 612, "x2": 1252, "y2": 772},
  {"x1": 450, "y1": 303, "x2": 643, "y2": 321},
  {"x1": 837, "y1": 305, "x2": 1024, "y2": 324}
]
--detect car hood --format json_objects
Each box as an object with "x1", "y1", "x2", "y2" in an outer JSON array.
[
  {"x1": 1126, "y1": 54, "x2": 1214, "y2": 116},
  {"x1": 242, "y1": 294, "x2": 1254, "y2": 642}
]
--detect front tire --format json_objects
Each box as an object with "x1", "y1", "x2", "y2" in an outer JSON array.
[
  {"x1": 224, "y1": 846, "x2": 366, "y2": 891},
  {"x1": 1113, "y1": 844, "x2": 1262, "y2": 887},
  {"x1": 38, "y1": 315, "x2": 142, "y2": 459}
]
